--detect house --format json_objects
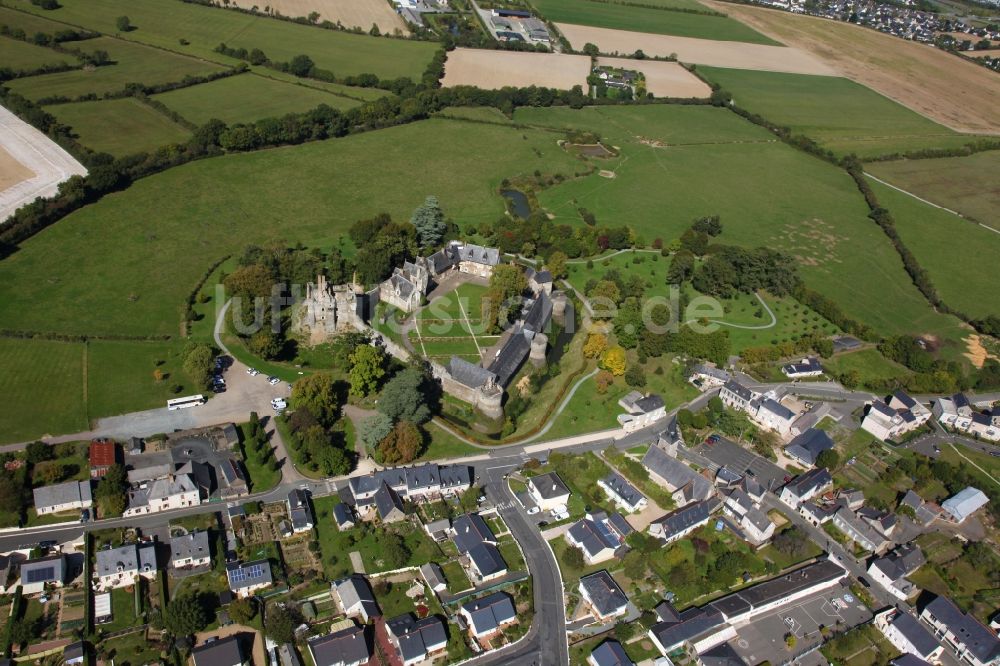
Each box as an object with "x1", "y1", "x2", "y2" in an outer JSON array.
[
  {"x1": 782, "y1": 357, "x2": 824, "y2": 378},
  {"x1": 171, "y1": 530, "x2": 211, "y2": 569},
  {"x1": 649, "y1": 499, "x2": 717, "y2": 543},
  {"x1": 934, "y1": 393, "x2": 975, "y2": 430},
  {"x1": 226, "y1": 559, "x2": 272, "y2": 598},
  {"x1": 192, "y1": 636, "x2": 247, "y2": 666},
  {"x1": 778, "y1": 468, "x2": 832, "y2": 508},
  {"x1": 335, "y1": 575, "x2": 380, "y2": 622},
  {"x1": 891, "y1": 656, "x2": 934, "y2": 666},
  {"x1": 900, "y1": 489, "x2": 938, "y2": 526},
  {"x1": 798, "y1": 502, "x2": 835, "y2": 527},
  {"x1": 89, "y1": 439, "x2": 119, "y2": 478},
  {"x1": 33, "y1": 480, "x2": 92, "y2": 515},
  {"x1": 424, "y1": 518, "x2": 451, "y2": 542},
  {"x1": 841, "y1": 489, "x2": 866, "y2": 511},
  {"x1": 287, "y1": 489, "x2": 314, "y2": 534},
  {"x1": 720, "y1": 380, "x2": 756, "y2": 412},
  {"x1": 784, "y1": 428, "x2": 835, "y2": 467},
  {"x1": 333, "y1": 503, "x2": 355, "y2": 531},
  {"x1": 453, "y1": 242, "x2": 500, "y2": 278},
  {"x1": 467, "y1": 542, "x2": 507, "y2": 582},
  {"x1": 385, "y1": 614, "x2": 448, "y2": 666},
  {"x1": 862, "y1": 392, "x2": 930, "y2": 442},
  {"x1": 453, "y1": 513, "x2": 496, "y2": 553},
  {"x1": 698, "y1": 643, "x2": 749, "y2": 666},
  {"x1": 566, "y1": 511, "x2": 633, "y2": 564},
  {"x1": 373, "y1": 481, "x2": 406, "y2": 523},
  {"x1": 419, "y1": 563, "x2": 447, "y2": 593},
  {"x1": 588, "y1": 640, "x2": 635, "y2": 666},
  {"x1": 179, "y1": 460, "x2": 213, "y2": 499},
  {"x1": 868, "y1": 544, "x2": 925, "y2": 601},
  {"x1": 348, "y1": 464, "x2": 472, "y2": 506},
  {"x1": 889, "y1": 391, "x2": 932, "y2": 423},
  {"x1": 218, "y1": 458, "x2": 249, "y2": 498},
  {"x1": 95, "y1": 542, "x2": 158, "y2": 591},
  {"x1": 748, "y1": 396, "x2": 798, "y2": 436},
  {"x1": 526, "y1": 267, "x2": 553, "y2": 296},
  {"x1": 63, "y1": 641, "x2": 85, "y2": 665},
  {"x1": 920, "y1": 595, "x2": 1000, "y2": 666},
  {"x1": 857, "y1": 507, "x2": 898, "y2": 538},
  {"x1": 308, "y1": 624, "x2": 370, "y2": 666},
  {"x1": 722, "y1": 489, "x2": 775, "y2": 546},
  {"x1": 527, "y1": 472, "x2": 571, "y2": 511},
  {"x1": 689, "y1": 364, "x2": 730, "y2": 389},
  {"x1": 642, "y1": 446, "x2": 713, "y2": 506},
  {"x1": 579, "y1": 570, "x2": 629, "y2": 622},
  {"x1": 459, "y1": 591, "x2": 517, "y2": 639},
  {"x1": 617, "y1": 392, "x2": 667, "y2": 433},
  {"x1": 20, "y1": 554, "x2": 66, "y2": 594},
  {"x1": 277, "y1": 643, "x2": 302, "y2": 666},
  {"x1": 648, "y1": 605, "x2": 729, "y2": 657},
  {"x1": 832, "y1": 507, "x2": 890, "y2": 554},
  {"x1": 942, "y1": 487, "x2": 989, "y2": 523},
  {"x1": 875, "y1": 609, "x2": 944, "y2": 664},
  {"x1": 123, "y1": 470, "x2": 201, "y2": 516},
  {"x1": 379, "y1": 259, "x2": 430, "y2": 313}
]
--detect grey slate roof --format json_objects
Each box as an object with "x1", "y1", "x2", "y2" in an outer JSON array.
[
  {"x1": 487, "y1": 331, "x2": 530, "y2": 387},
  {"x1": 723, "y1": 379, "x2": 755, "y2": 402},
  {"x1": 651, "y1": 499, "x2": 715, "y2": 540},
  {"x1": 782, "y1": 357, "x2": 823, "y2": 375},
  {"x1": 642, "y1": 446, "x2": 712, "y2": 501},
  {"x1": 601, "y1": 472, "x2": 644, "y2": 507},
  {"x1": 891, "y1": 656, "x2": 932, "y2": 666},
  {"x1": 785, "y1": 428, "x2": 835, "y2": 466},
  {"x1": 529, "y1": 472, "x2": 570, "y2": 500},
  {"x1": 568, "y1": 518, "x2": 617, "y2": 559},
  {"x1": 336, "y1": 575, "x2": 380, "y2": 620},
  {"x1": 20, "y1": 554, "x2": 65, "y2": 585},
  {"x1": 453, "y1": 513, "x2": 496, "y2": 553},
  {"x1": 887, "y1": 611, "x2": 940, "y2": 658},
  {"x1": 171, "y1": 530, "x2": 210, "y2": 564},
  {"x1": 455, "y1": 243, "x2": 500, "y2": 266},
  {"x1": 783, "y1": 468, "x2": 832, "y2": 499},
  {"x1": 419, "y1": 562, "x2": 446, "y2": 590},
  {"x1": 522, "y1": 291, "x2": 553, "y2": 334},
  {"x1": 461, "y1": 591, "x2": 516, "y2": 635},
  {"x1": 333, "y1": 503, "x2": 354, "y2": 527},
  {"x1": 32, "y1": 480, "x2": 91, "y2": 511},
  {"x1": 707, "y1": 560, "x2": 844, "y2": 620},
  {"x1": 448, "y1": 356, "x2": 497, "y2": 390},
  {"x1": 288, "y1": 489, "x2": 314, "y2": 531},
  {"x1": 308, "y1": 625, "x2": 370, "y2": 666},
  {"x1": 468, "y1": 542, "x2": 507, "y2": 577},
  {"x1": 606, "y1": 512, "x2": 634, "y2": 539},
  {"x1": 699, "y1": 642, "x2": 748, "y2": 666},
  {"x1": 924, "y1": 595, "x2": 1000, "y2": 664},
  {"x1": 96, "y1": 543, "x2": 157, "y2": 577},
  {"x1": 192, "y1": 636, "x2": 244, "y2": 666},
  {"x1": 386, "y1": 614, "x2": 447, "y2": 662},
  {"x1": 634, "y1": 394, "x2": 665, "y2": 413},
  {"x1": 374, "y1": 481, "x2": 404, "y2": 520},
  {"x1": 226, "y1": 559, "x2": 272, "y2": 590},
  {"x1": 651, "y1": 606, "x2": 726, "y2": 652},
  {"x1": 580, "y1": 570, "x2": 628, "y2": 617},
  {"x1": 589, "y1": 640, "x2": 634, "y2": 666}
]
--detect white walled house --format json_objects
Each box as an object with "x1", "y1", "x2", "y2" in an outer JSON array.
[
  {"x1": 921, "y1": 596, "x2": 1000, "y2": 666},
  {"x1": 33, "y1": 481, "x2": 92, "y2": 515},
  {"x1": 597, "y1": 473, "x2": 646, "y2": 513},
  {"x1": 862, "y1": 392, "x2": 931, "y2": 442},
  {"x1": 778, "y1": 468, "x2": 832, "y2": 508},
  {"x1": 527, "y1": 472, "x2": 571, "y2": 511},
  {"x1": 170, "y1": 530, "x2": 211, "y2": 570},
  {"x1": 617, "y1": 392, "x2": 667, "y2": 433},
  {"x1": 123, "y1": 472, "x2": 201, "y2": 517},
  {"x1": 868, "y1": 544, "x2": 925, "y2": 601},
  {"x1": 95, "y1": 543, "x2": 158, "y2": 591},
  {"x1": 875, "y1": 609, "x2": 944, "y2": 664}
]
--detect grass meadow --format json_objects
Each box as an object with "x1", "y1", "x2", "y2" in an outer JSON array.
[
  {"x1": 0, "y1": 118, "x2": 581, "y2": 338},
  {"x1": 519, "y1": 106, "x2": 967, "y2": 345},
  {"x1": 698, "y1": 67, "x2": 985, "y2": 159},
  {"x1": 0, "y1": 5, "x2": 75, "y2": 33},
  {"x1": 7, "y1": 36, "x2": 226, "y2": 101},
  {"x1": 823, "y1": 348, "x2": 912, "y2": 388},
  {"x1": 867, "y1": 179, "x2": 1000, "y2": 320},
  {"x1": 0, "y1": 35, "x2": 76, "y2": 71},
  {"x1": 0, "y1": 338, "x2": 88, "y2": 442},
  {"x1": 6, "y1": 0, "x2": 437, "y2": 80},
  {"x1": 410, "y1": 283, "x2": 496, "y2": 362},
  {"x1": 45, "y1": 97, "x2": 191, "y2": 156},
  {"x1": 867, "y1": 152, "x2": 1000, "y2": 229},
  {"x1": 153, "y1": 73, "x2": 362, "y2": 126},
  {"x1": 530, "y1": 0, "x2": 779, "y2": 44}
]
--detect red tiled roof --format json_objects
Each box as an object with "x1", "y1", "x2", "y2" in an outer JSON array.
[{"x1": 89, "y1": 440, "x2": 118, "y2": 468}]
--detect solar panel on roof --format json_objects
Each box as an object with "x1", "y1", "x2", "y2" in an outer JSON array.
[
  {"x1": 593, "y1": 520, "x2": 619, "y2": 547},
  {"x1": 26, "y1": 566, "x2": 55, "y2": 583}
]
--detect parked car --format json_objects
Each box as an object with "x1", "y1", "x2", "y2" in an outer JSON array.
[
  {"x1": 268, "y1": 376, "x2": 280, "y2": 385},
  {"x1": 247, "y1": 368, "x2": 259, "y2": 376},
  {"x1": 526, "y1": 506, "x2": 540, "y2": 515}
]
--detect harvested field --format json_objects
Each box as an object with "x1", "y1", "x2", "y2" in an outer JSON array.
[
  {"x1": 225, "y1": 0, "x2": 407, "y2": 34},
  {"x1": 442, "y1": 48, "x2": 591, "y2": 90},
  {"x1": 596, "y1": 56, "x2": 711, "y2": 97},
  {"x1": 703, "y1": 1, "x2": 1000, "y2": 134},
  {"x1": 556, "y1": 23, "x2": 834, "y2": 75},
  {"x1": 0, "y1": 103, "x2": 87, "y2": 223}
]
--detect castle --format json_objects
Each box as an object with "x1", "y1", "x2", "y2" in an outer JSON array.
[{"x1": 298, "y1": 274, "x2": 369, "y2": 345}]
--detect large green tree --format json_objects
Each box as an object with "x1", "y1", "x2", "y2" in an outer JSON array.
[
  {"x1": 349, "y1": 345, "x2": 387, "y2": 398},
  {"x1": 164, "y1": 594, "x2": 210, "y2": 636},
  {"x1": 378, "y1": 368, "x2": 435, "y2": 425},
  {"x1": 291, "y1": 372, "x2": 345, "y2": 427},
  {"x1": 410, "y1": 195, "x2": 447, "y2": 248},
  {"x1": 377, "y1": 421, "x2": 422, "y2": 465},
  {"x1": 95, "y1": 463, "x2": 128, "y2": 517}
]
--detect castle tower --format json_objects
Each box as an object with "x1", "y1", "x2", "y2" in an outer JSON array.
[{"x1": 529, "y1": 333, "x2": 548, "y2": 366}]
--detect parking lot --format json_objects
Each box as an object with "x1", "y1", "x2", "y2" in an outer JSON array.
[{"x1": 728, "y1": 585, "x2": 872, "y2": 666}]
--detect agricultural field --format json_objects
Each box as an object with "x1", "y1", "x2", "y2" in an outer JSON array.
[
  {"x1": 0, "y1": 35, "x2": 76, "y2": 71},
  {"x1": 532, "y1": 0, "x2": 779, "y2": 44},
  {"x1": 517, "y1": 105, "x2": 968, "y2": 343},
  {"x1": 441, "y1": 48, "x2": 591, "y2": 91},
  {"x1": 45, "y1": 97, "x2": 191, "y2": 156},
  {"x1": 867, "y1": 180, "x2": 1000, "y2": 320},
  {"x1": 0, "y1": 337, "x2": 88, "y2": 442},
  {"x1": 86, "y1": 339, "x2": 196, "y2": 420},
  {"x1": 704, "y1": 0, "x2": 1000, "y2": 134},
  {"x1": 225, "y1": 0, "x2": 408, "y2": 34},
  {"x1": 866, "y1": 152, "x2": 1000, "y2": 228},
  {"x1": 5, "y1": 0, "x2": 437, "y2": 80},
  {"x1": 607, "y1": 0, "x2": 709, "y2": 9},
  {"x1": 699, "y1": 67, "x2": 984, "y2": 159},
  {"x1": 409, "y1": 282, "x2": 499, "y2": 363},
  {"x1": 0, "y1": 118, "x2": 582, "y2": 338},
  {"x1": 555, "y1": 23, "x2": 832, "y2": 75},
  {"x1": 595, "y1": 57, "x2": 712, "y2": 98},
  {"x1": 823, "y1": 348, "x2": 912, "y2": 389},
  {"x1": 153, "y1": 72, "x2": 361, "y2": 126},
  {"x1": 7, "y1": 36, "x2": 226, "y2": 101}
]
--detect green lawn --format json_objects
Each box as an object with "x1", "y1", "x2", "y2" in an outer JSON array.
[
  {"x1": 867, "y1": 151, "x2": 1000, "y2": 229},
  {"x1": 153, "y1": 72, "x2": 361, "y2": 126},
  {"x1": 823, "y1": 348, "x2": 912, "y2": 389},
  {"x1": 420, "y1": 423, "x2": 481, "y2": 461},
  {"x1": 698, "y1": 67, "x2": 985, "y2": 159},
  {"x1": 530, "y1": 0, "x2": 779, "y2": 44},
  {"x1": 235, "y1": 423, "x2": 281, "y2": 493},
  {"x1": 8, "y1": 36, "x2": 226, "y2": 101},
  {"x1": 518, "y1": 105, "x2": 968, "y2": 344},
  {"x1": 0, "y1": 35, "x2": 76, "y2": 71},
  {"x1": 0, "y1": 337, "x2": 88, "y2": 443},
  {"x1": 865, "y1": 178, "x2": 1000, "y2": 320},
  {"x1": 86, "y1": 339, "x2": 196, "y2": 419},
  {"x1": 0, "y1": 118, "x2": 581, "y2": 338},
  {"x1": 45, "y1": 97, "x2": 191, "y2": 156},
  {"x1": 5, "y1": 0, "x2": 437, "y2": 80},
  {"x1": 441, "y1": 560, "x2": 472, "y2": 594},
  {"x1": 0, "y1": 5, "x2": 77, "y2": 33}
]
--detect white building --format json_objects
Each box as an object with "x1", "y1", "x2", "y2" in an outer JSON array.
[
  {"x1": 723, "y1": 489, "x2": 775, "y2": 545},
  {"x1": 688, "y1": 364, "x2": 730, "y2": 389},
  {"x1": 123, "y1": 472, "x2": 201, "y2": 517},
  {"x1": 941, "y1": 487, "x2": 989, "y2": 524},
  {"x1": 527, "y1": 472, "x2": 571, "y2": 511},
  {"x1": 579, "y1": 570, "x2": 629, "y2": 622},
  {"x1": 935, "y1": 394, "x2": 1000, "y2": 442},
  {"x1": 875, "y1": 609, "x2": 944, "y2": 664},
  {"x1": 226, "y1": 560, "x2": 272, "y2": 598},
  {"x1": 19, "y1": 554, "x2": 66, "y2": 594},
  {"x1": 170, "y1": 530, "x2": 211, "y2": 569},
  {"x1": 862, "y1": 392, "x2": 931, "y2": 442},
  {"x1": 94, "y1": 542, "x2": 158, "y2": 591},
  {"x1": 921, "y1": 596, "x2": 1000, "y2": 666},
  {"x1": 597, "y1": 473, "x2": 646, "y2": 513},
  {"x1": 868, "y1": 544, "x2": 925, "y2": 601},
  {"x1": 778, "y1": 468, "x2": 832, "y2": 508},
  {"x1": 617, "y1": 392, "x2": 667, "y2": 433},
  {"x1": 32, "y1": 480, "x2": 92, "y2": 515},
  {"x1": 782, "y1": 357, "x2": 824, "y2": 379}
]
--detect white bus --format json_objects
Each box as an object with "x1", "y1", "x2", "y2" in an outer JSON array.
[{"x1": 167, "y1": 394, "x2": 206, "y2": 411}]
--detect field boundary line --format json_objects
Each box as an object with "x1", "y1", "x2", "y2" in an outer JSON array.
[
  {"x1": 864, "y1": 172, "x2": 1000, "y2": 235},
  {"x1": 947, "y1": 442, "x2": 1000, "y2": 489},
  {"x1": 455, "y1": 294, "x2": 483, "y2": 359},
  {"x1": 411, "y1": 315, "x2": 429, "y2": 358}
]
